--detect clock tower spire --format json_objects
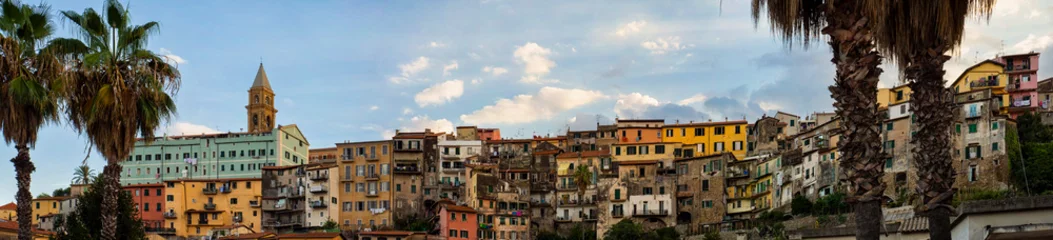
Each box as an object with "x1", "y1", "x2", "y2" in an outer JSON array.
[{"x1": 247, "y1": 63, "x2": 277, "y2": 133}]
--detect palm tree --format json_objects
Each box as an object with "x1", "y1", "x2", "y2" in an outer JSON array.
[
  {"x1": 872, "y1": 2, "x2": 994, "y2": 239},
  {"x1": 47, "y1": 1, "x2": 180, "y2": 239},
  {"x1": 72, "y1": 164, "x2": 95, "y2": 185},
  {"x1": 0, "y1": 1, "x2": 64, "y2": 239},
  {"x1": 573, "y1": 163, "x2": 593, "y2": 210},
  {"x1": 751, "y1": 1, "x2": 888, "y2": 239}
]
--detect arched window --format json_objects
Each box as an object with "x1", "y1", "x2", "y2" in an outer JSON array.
[
  {"x1": 254, "y1": 95, "x2": 259, "y2": 104},
  {"x1": 253, "y1": 114, "x2": 259, "y2": 126}
]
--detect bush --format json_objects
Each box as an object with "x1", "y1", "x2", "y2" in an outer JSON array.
[
  {"x1": 790, "y1": 196, "x2": 813, "y2": 215},
  {"x1": 812, "y1": 192, "x2": 849, "y2": 215}
]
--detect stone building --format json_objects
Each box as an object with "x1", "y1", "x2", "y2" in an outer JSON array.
[
  {"x1": 673, "y1": 153, "x2": 732, "y2": 235},
  {"x1": 953, "y1": 88, "x2": 1012, "y2": 193},
  {"x1": 391, "y1": 130, "x2": 440, "y2": 221},
  {"x1": 262, "y1": 165, "x2": 307, "y2": 232}
]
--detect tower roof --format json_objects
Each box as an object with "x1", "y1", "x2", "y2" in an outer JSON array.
[{"x1": 252, "y1": 63, "x2": 272, "y2": 90}]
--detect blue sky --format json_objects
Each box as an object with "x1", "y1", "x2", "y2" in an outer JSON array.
[{"x1": 1, "y1": 0, "x2": 1052, "y2": 203}]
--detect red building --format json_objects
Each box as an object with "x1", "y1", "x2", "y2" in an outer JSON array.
[
  {"x1": 439, "y1": 204, "x2": 478, "y2": 240},
  {"x1": 123, "y1": 183, "x2": 167, "y2": 232},
  {"x1": 477, "y1": 128, "x2": 501, "y2": 141}
]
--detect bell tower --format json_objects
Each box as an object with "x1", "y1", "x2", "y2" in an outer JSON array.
[{"x1": 247, "y1": 63, "x2": 277, "y2": 133}]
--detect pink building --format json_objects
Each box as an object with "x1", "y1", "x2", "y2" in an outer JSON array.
[
  {"x1": 998, "y1": 52, "x2": 1041, "y2": 118},
  {"x1": 439, "y1": 204, "x2": 478, "y2": 240}
]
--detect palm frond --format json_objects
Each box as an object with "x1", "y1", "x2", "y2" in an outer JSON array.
[{"x1": 874, "y1": 0, "x2": 996, "y2": 70}]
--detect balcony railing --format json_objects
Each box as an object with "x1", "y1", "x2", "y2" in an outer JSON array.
[
  {"x1": 555, "y1": 216, "x2": 573, "y2": 222},
  {"x1": 202, "y1": 188, "x2": 218, "y2": 195},
  {"x1": 1012, "y1": 99, "x2": 1032, "y2": 107},
  {"x1": 263, "y1": 219, "x2": 303, "y2": 227},
  {"x1": 249, "y1": 200, "x2": 260, "y2": 208},
  {"x1": 163, "y1": 212, "x2": 177, "y2": 219},
  {"x1": 393, "y1": 165, "x2": 420, "y2": 174},
  {"x1": 310, "y1": 200, "x2": 328, "y2": 208},
  {"x1": 970, "y1": 78, "x2": 999, "y2": 88},
  {"x1": 263, "y1": 203, "x2": 290, "y2": 211},
  {"x1": 310, "y1": 173, "x2": 329, "y2": 181},
  {"x1": 366, "y1": 190, "x2": 379, "y2": 197},
  {"x1": 310, "y1": 185, "x2": 328, "y2": 193},
  {"x1": 203, "y1": 203, "x2": 216, "y2": 210},
  {"x1": 633, "y1": 209, "x2": 669, "y2": 217},
  {"x1": 219, "y1": 186, "x2": 232, "y2": 194},
  {"x1": 557, "y1": 183, "x2": 578, "y2": 191},
  {"x1": 233, "y1": 215, "x2": 243, "y2": 222}
]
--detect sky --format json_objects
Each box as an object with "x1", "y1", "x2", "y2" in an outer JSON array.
[{"x1": 1, "y1": 0, "x2": 1052, "y2": 203}]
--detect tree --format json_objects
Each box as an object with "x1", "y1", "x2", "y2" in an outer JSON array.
[
  {"x1": 322, "y1": 219, "x2": 339, "y2": 232},
  {"x1": 71, "y1": 165, "x2": 95, "y2": 185},
  {"x1": 701, "y1": 230, "x2": 721, "y2": 240},
  {"x1": 756, "y1": 211, "x2": 790, "y2": 240},
  {"x1": 872, "y1": 2, "x2": 995, "y2": 239},
  {"x1": 0, "y1": 1, "x2": 64, "y2": 239},
  {"x1": 52, "y1": 187, "x2": 70, "y2": 197},
  {"x1": 536, "y1": 231, "x2": 563, "y2": 240},
  {"x1": 36, "y1": 192, "x2": 50, "y2": 198},
  {"x1": 1016, "y1": 112, "x2": 1053, "y2": 143},
  {"x1": 573, "y1": 163, "x2": 593, "y2": 206},
  {"x1": 55, "y1": 173, "x2": 145, "y2": 240},
  {"x1": 567, "y1": 223, "x2": 597, "y2": 240},
  {"x1": 603, "y1": 219, "x2": 646, "y2": 240},
  {"x1": 751, "y1": 1, "x2": 888, "y2": 239},
  {"x1": 790, "y1": 195, "x2": 813, "y2": 216},
  {"x1": 653, "y1": 227, "x2": 679, "y2": 240},
  {"x1": 48, "y1": 1, "x2": 180, "y2": 239}
]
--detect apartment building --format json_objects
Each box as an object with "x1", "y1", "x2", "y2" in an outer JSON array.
[
  {"x1": 673, "y1": 153, "x2": 732, "y2": 234},
  {"x1": 30, "y1": 197, "x2": 64, "y2": 225},
  {"x1": 1038, "y1": 78, "x2": 1053, "y2": 125},
  {"x1": 566, "y1": 129, "x2": 599, "y2": 152},
  {"x1": 999, "y1": 52, "x2": 1041, "y2": 118},
  {"x1": 953, "y1": 89, "x2": 1011, "y2": 192},
  {"x1": 392, "y1": 130, "x2": 439, "y2": 221},
  {"x1": 528, "y1": 143, "x2": 561, "y2": 235},
  {"x1": 663, "y1": 120, "x2": 749, "y2": 160},
  {"x1": 125, "y1": 183, "x2": 168, "y2": 233},
  {"x1": 439, "y1": 204, "x2": 479, "y2": 240},
  {"x1": 774, "y1": 112, "x2": 801, "y2": 137},
  {"x1": 437, "y1": 137, "x2": 482, "y2": 202},
  {"x1": 308, "y1": 147, "x2": 339, "y2": 163},
  {"x1": 261, "y1": 165, "x2": 307, "y2": 232},
  {"x1": 614, "y1": 119, "x2": 664, "y2": 144},
  {"x1": 466, "y1": 164, "x2": 531, "y2": 240},
  {"x1": 163, "y1": 178, "x2": 263, "y2": 238},
  {"x1": 304, "y1": 163, "x2": 339, "y2": 228},
  {"x1": 0, "y1": 202, "x2": 14, "y2": 221},
  {"x1": 553, "y1": 151, "x2": 601, "y2": 230},
  {"x1": 336, "y1": 140, "x2": 394, "y2": 230}
]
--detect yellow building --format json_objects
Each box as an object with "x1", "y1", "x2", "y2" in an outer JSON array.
[
  {"x1": 950, "y1": 60, "x2": 1010, "y2": 112},
  {"x1": 335, "y1": 140, "x2": 395, "y2": 229},
  {"x1": 0, "y1": 202, "x2": 15, "y2": 221},
  {"x1": 877, "y1": 88, "x2": 891, "y2": 108},
  {"x1": 662, "y1": 120, "x2": 749, "y2": 159},
  {"x1": 749, "y1": 157, "x2": 778, "y2": 213},
  {"x1": 611, "y1": 142, "x2": 680, "y2": 162},
  {"x1": 163, "y1": 178, "x2": 263, "y2": 238},
  {"x1": 31, "y1": 197, "x2": 65, "y2": 225}
]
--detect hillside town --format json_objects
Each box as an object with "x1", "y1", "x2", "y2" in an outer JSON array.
[{"x1": 5, "y1": 52, "x2": 1052, "y2": 240}]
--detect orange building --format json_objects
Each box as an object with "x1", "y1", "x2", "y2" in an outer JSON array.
[
  {"x1": 615, "y1": 119, "x2": 664, "y2": 143},
  {"x1": 0, "y1": 202, "x2": 14, "y2": 221},
  {"x1": 439, "y1": 204, "x2": 478, "y2": 240},
  {"x1": 124, "y1": 183, "x2": 167, "y2": 231}
]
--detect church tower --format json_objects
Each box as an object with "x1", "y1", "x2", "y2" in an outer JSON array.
[{"x1": 247, "y1": 63, "x2": 277, "y2": 133}]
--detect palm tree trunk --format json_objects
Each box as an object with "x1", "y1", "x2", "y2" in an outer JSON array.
[
  {"x1": 905, "y1": 45, "x2": 955, "y2": 240},
  {"x1": 100, "y1": 162, "x2": 123, "y2": 240},
  {"x1": 12, "y1": 144, "x2": 34, "y2": 240},
  {"x1": 823, "y1": 1, "x2": 886, "y2": 240}
]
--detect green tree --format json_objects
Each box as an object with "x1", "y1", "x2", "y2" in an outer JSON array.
[
  {"x1": 873, "y1": 2, "x2": 996, "y2": 239},
  {"x1": 55, "y1": 173, "x2": 145, "y2": 240},
  {"x1": 52, "y1": 187, "x2": 70, "y2": 197},
  {"x1": 604, "y1": 219, "x2": 646, "y2": 240},
  {"x1": 322, "y1": 219, "x2": 339, "y2": 232},
  {"x1": 790, "y1": 195, "x2": 812, "y2": 216},
  {"x1": 751, "y1": 0, "x2": 889, "y2": 238},
  {"x1": 573, "y1": 164, "x2": 593, "y2": 206},
  {"x1": 535, "y1": 231, "x2": 564, "y2": 240},
  {"x1": 756, "y1": 210, "x2": 790, "y2": 239},
  {"x1": 0, "y1": 1, "x2": 64, "y2": 239},
  {"x1": 1018, "y1": 142, "x2": 1053, "y2": 194},
  {"x1": 702, "y1": 230, "x2": 721, "y2": 240},
  {"x1": 653, "y1": 227, "x2": 679, "y2": 240},
  {"x1": 48, "y1": 1, "x2": 180, "y2": 239},
  {"x1": 567, "y1": 223, "x2": 597, "y2": 240},
  {"x1": 1013, "y1": 110, "x2": 1052, "y2": 143},
  {"x1": 71, "y1": 164, "x2": 95, "y2": 185},
  {"x1": 36, "y1": 192, "x2": 50, "y2": 198}
]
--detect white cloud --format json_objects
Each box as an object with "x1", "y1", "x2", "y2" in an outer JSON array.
[
  {"x1": 641, "y1": 36, "x2": 687, "y2": 54},
  {"x1": 159, "y1": 48, "x2": 186, "y2": 65},
  {"x1": 482, "y1": 66, "x2": 509, "y2": 76},
  {"x1": 380, "y1": 129, "x2": 396, "y2": 139},
  {"x1": 402, "y1": 108, "x2": 413, "y2": 115},
  {"x1": 414, "y1": 80, "x2": 464, "y2": 107},
  {"x1": 282, "y1": 98, "x2": 295, "y2": 107},
  {"x1": 163, "y1": 122, "x2": 220, "y2": 136},
  {"x1": 468, "y1": 52, "x2": 482, "y2": 60},
  {"x1": 614, "y1": 93, "x2": 661, "y2": 118},
  {"x1": 429, "y1": 41, "x2": 447, "y2": 48},
  {"x1": 677, "y1": 94, "x2": 708, "y2": 105},
  {"x1": 615, "y1": 21, "x2": 647, "y2": 37},
  {"x1": 470, "y1": 78, "x2": 483, "y2": 85},
  {"x1": 388, "y1": 56, "x2": 431, "y2": 84},
  {"x1": 513, "y1": 42, "x2": 558, "y2": 83},
  {"x1": 461, "y1": 87, "x2": 606, "y2": 125},
  {"x1": 756, "y1": 101, "x2": 783, "y2": 112},
  {"x1": 369, "y1": 105, "x2": 379, "y2": 111},
  {"x1": 402, "y1": 115, "x2": 455, "y2": 133},
  {"x1": 443, "y1": 61, "x2": 459, "y2": 76},
  {"x1": 572, "y1": 47, "x2": 577, "y2": 53},
  {"x1": 1010, "y1": 33, "x2": 1053, "y2": 53}
]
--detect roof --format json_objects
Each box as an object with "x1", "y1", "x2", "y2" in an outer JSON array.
[
  {"x1": 262, "y1": 165, "x2": 301, "y2": 171},
  {"x1": 1000, "y1": 52, "x2": 1040, "y2": 58},
  {"x1": 275, "y1": 232, "x2": 342, "y2": 238},
  {"x1": 33, "y1": 196, "x2": 70, "y2": 201},
  {"x1": 616, "y1": 119, "x2": 664, "y2": 123},
  {"x1": 950, "y1": 59, "x2": 1006, "y2": 89},
  {"x1": 486, "y1": 139, "x2": 532, "y2": 143},
  {"x1": 335, "y1": 140, "x2": 391, "y2": 146},
  {"x1": 898, "y1": 217, "x2": 929, "y2": 233},
  {"x1": 0, "y1": 221, "x2": 54, "y2": 236},
  {"x1": 123, "y1": 183, "x2": 164, "y2": 188},
  {"x1": 664, "y1": 120, "x2": 749, "y2": 127},
  {"x1": 216, "y1": 232, "x2": 277, "y2": 240},
  {"x1": 533, "y1": 150, "x2": 562, "y2": 156},
  {"x1": 0, "y1": 202, "x2": 15, "y2": 210},
  {"x1": 251, "y1": 63, "x2": 272, "y2": 90},
  {"x1": 442, "y1": 204, "x2": 478, "y2": 213},
  {"x1": 951, "y1": 195, "x2": 1053, "y2": 229},
  {"x1": 358, "y1": 231, "x2": 419, "y2": 236},
  {"x1": 556, "y1": 150, "x2": 610, "y2": 159},
  {"x1": 306, "y1": 163, "x2": 337, "y2": 170},
  {"x1": 164, "y1": 177, "x2": 261, "y2": 183},
  {"x1": 776, "y1": 111, "x2": 799, "y2": 118},
  {"x1": 616, "y1": 160, "x2": 658, "y2": 165},
  {"x1": 674, "y1": 152, "x2": 735, "y2": 162}
]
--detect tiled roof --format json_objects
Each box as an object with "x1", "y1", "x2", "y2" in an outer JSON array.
[
  {"x1": 664, "y1": 120, "x2": 749, "y2": 127},
  {"x1": 443, "y1": 204, "x2": 478, "y2": 213},
  {"x1": 616, "y1": 160, "x2": 658, "y2": 165},
  {"x1": 358, "y1": 231, "x2": 418, "y2": 236},
  {"x1": 216, "y1": 232, "x2": 276, "y2": 239},
  {"x1": 123, "y1": 183, "x2": 165, "y2": 188},
  {"x1": 0, "y1": 221, "x2": 54, "y2": 236},
  {"x1": 556, "y1": 150, "x2": 610, "y2": 159},
  {"x1": 164, "y1": 177, "x2": 261, "y2": 183},
  {"x1": 0, "y1": 202, "x2": 14, "y2": 210},
  {"x1": 276, "y1": 232, "x2": 342, "y2": 238},
  {"x1": 32, "y1": 196, "x2": 70, "y2": 201},
  {"x1": 898, "y1": 217, "x2": 929, "y2": 233}
]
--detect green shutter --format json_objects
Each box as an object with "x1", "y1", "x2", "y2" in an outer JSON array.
[
  {"x1": 956, "y1": 124, "x2": 961, "y2": 133},
  {"x1": 993, "y1": 142, "x2": 999, "y2": 151},
  {"x1": 886, "y1": 123, "x2": 893, "y2": 131},
  {"x1": 969, "y1": 124, "x2": 978, "y2": 133},
  {"x1": 992, "y1": 122, "x2": 999, "y2": 130},
  {"x1": 885, "y1": 158, "x2": 893, "y2": 169}
]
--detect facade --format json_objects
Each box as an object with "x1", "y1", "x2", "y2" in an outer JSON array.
[
  {"x1": 308, "y1": 147, "x2": 339, "y2": 163},
  {"x1": 1039, "y1": 78, "x2": 1053, "y2": 125},
  {"x1": 336, "y1": 140, "x2": 395, "y2": 230},
  {"x1": 673, "y1": 153, "x2": 731, "y2": 234},
  {"x1": 0, "y1": 202, "x2": 14, "y2": 221},
  {"x1": 261, "y1": 165, "x2": 307, "y2": 233},
  {"x1": 952, "y1": 89, "x2": 1011, "y2": 192},
  {"x1": 663, "y1": 120, "x2": 750, "y2": 159},
  {"x1": 391, "y1": 130, "x2": 438, "y2": 222},
  {"x1": 566, "y1": 129, "x2": 599, "y2": 152},
  {"x1": 477, "y1": 128, "x2": 501, "y2": 141},
  {"x1": 466, "y1": 163, "x2": 531, "y2": 240},
  {"x1": 774, "y1": 112, "x2": 801, "y2": 137},
  {"x1": 304, "y1": 163, "x2": 339, "y2": 228},
  {"x1": 614, "y1": 119, "x2": 664, "y2": 144},
  {"x1": 247, "y1": 63, "x2": 277, "y2": 134},
  {"x1": 125, "y1": 183, "x2": 168, "y2": 232},
  {"x1": 553, "y1": 151, "x2": 601, "y2": 231},
  {"x1": 439, "y1": 204, "x2": 480, "y2": 240},
  {"x1": 950, "y1": 60, "x2": 1010, "y2": 115},
  {"x1": 437, "y1": 138, "x2": 482, "y2": 202},
  {"x1": 30, "y1": 197, "x2": 64, "y2": 225},
  {"x1": 998, "y1": 52, "x2": 1041, "y2": 118},
  {"x1": 163, "y1": 178, "x2": 263, "y2": 238}
]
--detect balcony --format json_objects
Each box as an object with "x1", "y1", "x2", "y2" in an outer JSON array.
[
  {"x1": 310, "y1": 200, "x2": 328, "y2": 208},
  {"x1": 611, "y1": 210, "x2": 624, "y2": 218},
  {"x1": 310, "y1": 185, "x2": 328, "y2": 193},
  {"x1": 233, "y1": 215, "x2": 243, "y2": 223},
  {"x1": 366, "y1": 190, "x2": 379, "y2": 197},
  {"x1": 341, "y1": 155, "x2": 353, "y2": 161},
  {"x1": 393, "y1": 165, "x2": 421, "y2": 174},
  {"x1": 310, "y1": 173, "x2": 329, "y2": 181},
  {"x1": 219, "y1": 186, "x2": 232, "y2": 194},
  {"x1": 1011, "y1": 99, "x2": 1032, "y2": 107},
  {"x1": 970, "y1": 78, "x2": 1000, "y2": 88},
  {"x1": 633, "y1": 209, "x2": 669, "y2": 217},
  {"x1": 204, "y1": 203, "x2": 216, "y2": 210},
  {"x1": 556, "y1": 183, "x2": 578, "y2": 191},
  {"x1": 442, "y1": 167, "x2": 465, "y2": 174},
  {"x1": 249, "y1": 200, "x2": 261, "y2": 208},
  {"x1": 727, "y1": 170, "x2": 750, "y2": 179},
  {"x1": 365, "y1": 155, "x2": 379, "y2": 161},
  {"x1": 364, "y1": 173, "x2": 380, "y2": 181},
  {"x1": 558, "y1": 199, "x2": 594, "y2": 206},
  {"x1": 163, "y1": 212, "x2": 177, "y2": 219},
  {"x1": 1007, "y1": 65, "x2": 1033, "y2": 73},
  {"x1": 555, "y1": 216, "x2": 573, "y2": 222},
  {"x1": 202, "y1": 188, "x2": 218, "y2": 195},
  {"x1": 263, "y1": 203, "x2": 290, "y2": 211},
  {"x1": 263, "y1": 219, "x2": 303, "y2": 228}
]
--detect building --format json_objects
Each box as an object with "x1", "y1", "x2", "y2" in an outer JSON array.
[
  {"x1": 528, "y1": 143, "x2": 562, "y2": 235},
  {"x1": 0, "y1": 202, "x2": 15, "y2": 221},
  {"x1": 596, "y1": 124, "x2": 619, "y2": 150},
  {"x1": 308, "y1": 147, "x2": 339, "y2": 163},
  {"x1": 566, "y1": 129, "x2": 599, "y2": 152},
  {"x1": 125, "y1": 183, "x2": 169, "y2": 233},
  {"x1": 119, "y1": 63, "x2": 309, "y2": 186},
  {"x1": 335, "y1": 140, "x2": 395, "y2": 230},
  {"x1": 391, "y1": 130, "x2": 439, "y2": 222},
  {"x1": 553, "y1": 151, "x2": 602, "y2": 232},
  {"x1": 437, "y1": 137, "x2": 482, "y2": 202},
  {"x1": 616, "y1": 160, "x2": 675, "y2": 231},
  {"x1": 30, "y1": 197, "x2": 64, "y2": 225},
  {"x1": 950, "y1": 60, "x2": 1009, "y2": 115},
  {"x1": 951, "y1": 196, "x2": 1053, "y2": 240},
  {"x1": 774, "y1": 112, "x2": 801, "y2": 137},
  {"x1": 998, "y1": 52, "x2": 1041, "y2": 118},
  {"x1": 663, "y1": 120, "x2": 750, "y2": 159},
  {"x1": 276, "y1": 232, "x2": 344, "y2": 240},
  {"x1": 0, "y1": 221, "x2": 53, "y2": 240},
  {"x1": 466, "y1": 163, "x2": 531, "y2": 240},
  {"x1": 304, "y1": 163, "x2": 339, "y2": 228},
  {"x1": 439, "y1": 204, "x2": 479, "y2": 240},
  {"x1": 477, "y1": 128, "x2": 501, "y2": 141},
  {"x1": 614, "y1": 119, "x2": 664, "y2": 144},
  {"x1": 355, "y1": 231, "x2": 429, "y2": 240},
  {"x1": 163, "y1": 178, "x2": 263, "y2": 238},
  {"x1": 1038, "y1": 78, "x2": 1053, "y2": 125},
  {"x1": 261, "y1": 165, "x2": 307, "y2": 233},
  {"x1": 673, "y1": 153, "x2": 732, "y2": 235},
  {"x1": 952, "y1": 89, "x2": 1011, "y2": 193}
]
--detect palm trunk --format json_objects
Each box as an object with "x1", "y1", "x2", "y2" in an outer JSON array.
[
  {"x1": 905, "y1": 45, "x2": 955, "y2": 240},
  {"x1": 100, "y1": 162, "x2": 123, "y2": 240},
  {"x1": 823, "y1": 1, "x2": 886, "y2": 240},
  {"x1": 12, "y1": 144, "x2": 34, "y2": 240}
]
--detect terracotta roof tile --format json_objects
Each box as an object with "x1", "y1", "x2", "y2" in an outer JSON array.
[
  {"x1": 898, "y1": 217, "x2": 929, "y2": 233},
  {"x1": 616, "y1": 160, "x2": 658, "y2": 165},
  {"x1": 0, "y1": 202, "x2": 15, "y2": 210},
  {"x1": 443, "y1": 204, "x2": 478, "y2": 213},
  {"x1": 556, "y1": 150, "x2": 610, "y2": 159},
  {"x1": 217, "y1": 232, "x2": 277, "y2": 239},
  {"x1": 276, "y1": 232, "x2": 342, "y2": 238},
  {"x1": 358, "y1": 231, "x2": 419, "y2": 236}
]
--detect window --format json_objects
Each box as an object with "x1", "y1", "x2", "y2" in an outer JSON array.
[
  {"x1": 993, "y1": 142, "x2": 999, "y2": 151},
  {"x1": 450, "y1": 230, "x2": 457, "y2": 237},
  {"x1": 643, "y1": 187, "x2": 653, "y2": 194},
  {"x1": 968, "y1": 165, "x2": 978, "y2": 182},
  {"x1": 714, "y1": 127, "x2": 725, "y2": 135},
  {"x1": 992, "y1": 122, "x2": 999, "y2": 130},
  {"x1": 885, "y1": 158, "x2": 893, "y2": 169},
  {"x1": 167, "y1": 195, "x2": 174, "y2": 201},
  {"x1": 230, "y1": 198, "x2": 238, "y2": 204},
  {"x1": 714, "y1": 142, "x2": 724, "y2": 152},
  {"x1": 789, "y1": 119, "x2": 795, "y2": 126},
  {"x1": 732, "y1": 141, "x2": 742, "y2": 151},
  {"x1": 956, "y1": 124, "x2": 961, "y2": 133},
  {"x1": 461, "y1": 230, "x2": 469, "y2": 238},
  {"x1": 694, "y1": 128, "x2": 704, "y2": 136},
  {"x1": 885, "y1": 141, "x2": 895, "y2": 150},
  {"x1": 626, "y1": 146, "x2": 637, "y2": 155},
  {"x1": 896, "y1": 90, "x2": 904, "y2": 101},
  {"x1": 702, "y1": 180, "x2": 709, "y2": 191},
  {"x1": 968, "y1": 124, "x2": 978, "y2": 133},
  {"x1": 886, "y1": 123, "x2": 893, "y2": 131},
  {"x1": 615, "y1": 147, "x2": 621, "y2": 155},
  {"x1": 614, "y1": 189, "x2": 621, "y2": 199},
  {"x1": 665, "y1": 129, "x2": 673, "y2": 137},
  {"x1": 735, "y1": 125, "x2": 741, "y2": 134},
  {"x1": 143, "y1": 203, "x2": 149, "y2": 212}
]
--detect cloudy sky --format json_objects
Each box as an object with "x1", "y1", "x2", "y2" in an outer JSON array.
[{"x1": 1, "y1": 0, "x2": 1051, "y2": 203}]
